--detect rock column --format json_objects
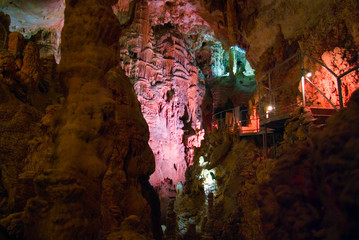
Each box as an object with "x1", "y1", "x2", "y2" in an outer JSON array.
[{"x1": 23, "y1": 0, "x2": 156, "y2": 239}]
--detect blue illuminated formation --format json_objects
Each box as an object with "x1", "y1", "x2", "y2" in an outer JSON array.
[
  {"x1": 211, "y1": 41, "x2": 227, "y2": 77},
  {"x1": 211, "y1": 43, "x2": 255, "y2": 78}
]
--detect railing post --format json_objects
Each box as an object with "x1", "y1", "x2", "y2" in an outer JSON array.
[
  {"x1": 305, "y1": 77, "x2": 338, "y2": 111},
  {"x1": 299, "y1": 52, "x2": 306, "y2": 107},
  {"x1": 268, "y1": 72, "x2": 272, "y2": 106},
  {"x1": 301, "y1": 76, "x2": 306, "y2": 107},
  {"x1": 337, "y1": 77, "x2": 344, "y2": 109},
  {"x1": 219, "y1": 112, "x2": 221, "y2": 128},
  {"x1": 263, "y1": 127, "x2": 267, "y2": 159},
  {"x1": 258, "y1": 77, "x2": 261, "y2": 122}
]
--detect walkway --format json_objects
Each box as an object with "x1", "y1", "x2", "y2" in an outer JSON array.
[{"x1": 212, "y1": 51, "x2": 359, "y2": 134}]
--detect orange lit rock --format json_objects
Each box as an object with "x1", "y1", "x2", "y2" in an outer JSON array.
[
  {"x1": 0, "y1": 50, "x2": 16, "y2": 75},
  {"x1": 18, "y1": 42, "x2": 40, "y2": 88},
  {"x1": 7, "y1": 32, "x2": 24, "y2": 57},
  {"x1": 306, "y1": 47, "x2": 359, "y2": 107}
]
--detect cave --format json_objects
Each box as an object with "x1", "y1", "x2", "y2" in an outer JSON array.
[{"x1": 0, "y1": 0, "x2": 359, "y2": 239}]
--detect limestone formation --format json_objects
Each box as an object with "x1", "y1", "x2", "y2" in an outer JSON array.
[
  {"x1": 118, "y1": 0, "x2": 206, "y2": 198},
  {"x1": 0, "y1": 0, "x2": 157, "y2": 239},
  {"x1": 0, "y1": 0, "x2": 358, "y2": 240},
  {"x1": 201, "y1": 192, "x2": 214, "y2": 240},
  {"x1": 7, "y1": 32, "x2": 24, "y2": 58},
  {"x1": 18, "y1": 42, "x2": 40, "y2": 88}
]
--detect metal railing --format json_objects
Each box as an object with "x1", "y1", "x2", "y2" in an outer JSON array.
[
  {"x1": 212, "y1": 51, "x2": 359, "y2": 132},
  {"x1": 301, "y1": 52, "x2": 359, "y2": 109},
  {"x1": 256, "y1": 51, "x2": 359, "y2": 121},
  {"x1": 212, "y1": 107, "x2": 260, "y2": 134}
]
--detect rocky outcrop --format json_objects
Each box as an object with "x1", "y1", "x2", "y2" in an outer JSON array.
[
  {"x1": 0, "y1": 18, "x2": 61, "y2": 240},
  {"x1": 175, "y1": 91, "x2": 359, "y2": 240},
  {"x1": 1, "y1": 0, "x2": 159, "y2": 239},
  {"x1": 257, "y1": 91, "x2": 359, "y2": 240},
  {"x1": 164, "y1": 199, "x2": 177, "y2": 240},
  {"x1": 173, "y1": 128, "x2": 269, "y2": 240},
  {"x1": 1, "y1": 0, "x2": 64, "y2": 62},
  {"x1": 257, "y1": 107, "x2": 321, "y2": 240},
  {"x1": 118, "y1": 0, "x2": 206, "y2": 200},
  {"x1": 21, "y1": 0, "x2": 156, "y2": 239},
  {"x1": 7, "y1": 32, "x2": 24, "y2": 57},
  {"x1": 313, "y1": 89, "x2": 359, "y2": 239}
]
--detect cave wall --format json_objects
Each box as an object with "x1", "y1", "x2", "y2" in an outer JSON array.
[
  {"x1": 0, "y1": 0, "x2": 358, "y2": 239},
  {"x1": 0, "y1": 0, "x2": 160, "y2": 239}
]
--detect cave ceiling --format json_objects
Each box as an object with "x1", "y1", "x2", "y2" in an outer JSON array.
[{"x1": 1, "y1": 0, "x2": 64, "y2": 37}]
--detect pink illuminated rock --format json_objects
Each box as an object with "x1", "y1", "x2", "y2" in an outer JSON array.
[{"x1": 119, "y1": 0, "x2": 206, "y2": 198}]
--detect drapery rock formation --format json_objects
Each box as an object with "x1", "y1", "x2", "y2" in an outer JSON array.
[{"x1": 116, "y1": 0, "x2": 207, "y2": 199}]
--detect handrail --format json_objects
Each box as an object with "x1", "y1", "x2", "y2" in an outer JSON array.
[
  {"x1": 338, "y1": 65, "x2": 359, "y2": 79},
  {"x1": 257, "y1": 52, "x2": 300, "y2": 82},
  {"x1": 212, "y1": 108, "x2": 260, "y2": 133},
  {"x1": 212, "y1": 50, "x2": 358, "y2": 132},
  {"x1": 305, "y1": 77, "x2": 339, "y2": 111},
  {"x1": 258, "y1": 51, "x2": 349, "y2": 111},
  {"x1": 264, "y1": 75, "x2": 301, "y2": 93},
  {"x1": 302, "y1": 52, "x2": 338, "y2": 77},
  {"x1": 213, "y1": 108, "x2": 249, "y2": 119}
]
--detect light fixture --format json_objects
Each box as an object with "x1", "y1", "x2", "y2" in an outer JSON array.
[
  {"x1": 302, "y1": 68, "x2": 312, "y2": 78},
  {"x1": 267, "y1": 105, "x2": 274, "y2": 111}
]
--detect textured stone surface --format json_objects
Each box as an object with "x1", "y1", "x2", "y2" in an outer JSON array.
[
  {"x1": 175, "y1": 97, "x2": 359, "y2": 240},
  {"x1": 21, "y1": 0, "x2": 156, "y2": 239},
  {"x1": 305, "y1": 47, "x2": 359, "y2": 107},
  {"x1": 0, "y1": 36, "x2": 58, "y2": 240},
  {"x1": 118, "y1": 0, "x2": 207, "y2": 200},
  {"x1": 1, "y1": 1, "x2": 159, "y2": 239},
  {"x1": 1, "y1": 0, "x2": 64, "y2": 61},
  {"x1": 18, "y1": 42, "x2": 40, "y2": 87},
  {"x1": 7, "y1": 32, "x2": 24, "y2": 57},
  {"x1": 117, "y1": 1, "x2": 257, "y2": 206},
  {"x1": 313, "y1": 89, "x2": 359, "y2": 239},
  {"x1": 0, "y1": 0, "x2": 358, "y2": 239},
  {"x1": 175, "y1": 129, "x2": 268, "y2": 240}
]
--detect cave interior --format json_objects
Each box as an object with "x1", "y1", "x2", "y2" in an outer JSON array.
[{"x1": 0, "y1": 0, "x2": 359, "y2": 239}]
